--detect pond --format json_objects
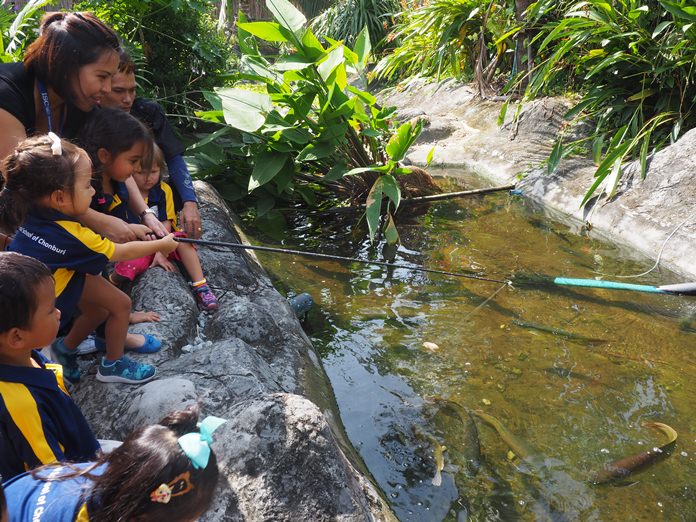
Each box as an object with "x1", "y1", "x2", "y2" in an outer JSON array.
[{"x1": 242, "y1": 169, "x2": 696, "y2": 521}]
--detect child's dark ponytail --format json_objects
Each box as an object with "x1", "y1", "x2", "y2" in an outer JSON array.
[
  {"x1": 25, "y1": 406, "x2": 221, "y2": 522},
  {"x1": 0, "y1": 136, "x2": 84, "y2": 233},
  {"x1": 88, "y1": 405, "x2": 220, "y2": 522},
  {"x1": 0, "y1": 158, "x2": 31, "y2": 233}
]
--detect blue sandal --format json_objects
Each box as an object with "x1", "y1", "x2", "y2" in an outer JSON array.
[{"x1": 95, "y1": 334, "x2": 162, "y2": 354}]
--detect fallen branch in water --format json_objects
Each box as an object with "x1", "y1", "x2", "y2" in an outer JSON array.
[
  {"x1": 321, "y1": 184, "x2": 517, "y2": 213},
  {"x1": 399, "y1": 184, "x2": 517, "y2": 204}
]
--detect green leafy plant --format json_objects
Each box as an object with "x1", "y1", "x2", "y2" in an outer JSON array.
[
  {"x1": 507, "y1": 0, "x2": 696, "y2": 205},
  {"x1": 0, "y1": 0, "x2": 54, "y2": 63},
  {"x1": 310, "y1": 0, "x2": 400, "y2": 49},
  {"x1": 193, "y1": 0, "x2": 432, "y2": 244},
  {"x1": 372, "y1": 0, "x2": 515, "y2": 82}
]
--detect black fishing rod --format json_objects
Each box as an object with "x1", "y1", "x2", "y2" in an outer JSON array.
[
  {"x1": 175, "y1": 238, "x2": 696, "y2": 296},
  {"x1": 174, "y1": 237, "x2": 509, "y2": 284}
]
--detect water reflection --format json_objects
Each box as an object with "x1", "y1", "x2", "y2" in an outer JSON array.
[{"x1": 242, "y1": 173, "x2": 696, "y2": 521}]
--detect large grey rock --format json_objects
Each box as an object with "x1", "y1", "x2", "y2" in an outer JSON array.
[
  {"x1": 381, "y1": 79, "x2": 696, "y2": 279},
  {"x1": 211, "y1": 394, "x2": 381, "y2": 522},
  {"x1": 71, "y1": 182, "x2": 393, "y2": 521}
]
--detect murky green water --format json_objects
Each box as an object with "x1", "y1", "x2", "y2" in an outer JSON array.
[{"x1": 242, "y1": 170, "x2": 696, "y2": 521}]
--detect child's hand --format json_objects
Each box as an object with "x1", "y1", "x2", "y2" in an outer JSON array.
[
  {"x1": 130, "y1": 311, "x2": 161, "y2": 324},
  {"x1": 158, "y1": 233, "x2": 179, "y2": 255},
  {"x1": 150, "y1": 251, "x2": 176, "y2": 272},
  {"x1": 129, "y1": 223, "x2": 157, "y2": 241}
]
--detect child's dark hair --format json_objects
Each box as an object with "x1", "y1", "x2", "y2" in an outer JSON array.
[
  {"x1": 0, "y1": 252, "x2": 53, "y2": 334},
  {"x1": 23, "y1": 12, "x2": 120, "y2": 103},
  {"x1": 78, "y1": 107, "x2": 154, "y2": 178},
  {"x1": 0, "y1": 135, "x2": 85, "y2": 232},
  {"x1": 32, "y1": 406, "x2": 220, "y2": 522}
]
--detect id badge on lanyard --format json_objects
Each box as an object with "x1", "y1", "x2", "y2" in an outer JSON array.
[{"x1": 37, "y1": 80, "x2": 64, "y2": 134}]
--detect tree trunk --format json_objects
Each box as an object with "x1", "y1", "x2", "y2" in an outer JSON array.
[{"x1": 514, "y1": 0, "x2": 533, "y2": 89}]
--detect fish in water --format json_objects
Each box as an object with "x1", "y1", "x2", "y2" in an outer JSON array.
[
  {"x1": 412, "y1": 424, "x2": 448, "y2": 486},
  {"x1": 590, "y1": 422, "x2": 678, "y2": 485},
  {"x1": 423, "y1": 398, "x2": 481, "y2": 477},
  {"x1": 433, "y1": 442, "x2": 447, "y2": 486},
  {"x1": 472, "y1": 410, "x2": 542, "y2": 467},
  {"x1": 512, "y1": 319, "x2": 608, "y2": 345},
  {"x1": 472, "y1": 410, "x2": 594, "y2": 520},
  {"x1": 543, "y1": 366, "x2": 616, "y2": 390}
]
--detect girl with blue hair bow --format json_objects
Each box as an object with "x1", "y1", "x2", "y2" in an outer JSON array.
[{"x1": 2, "y1": 406, "x2": 224, "y2": 521}]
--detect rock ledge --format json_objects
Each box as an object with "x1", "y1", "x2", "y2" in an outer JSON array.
[{"x1": 72, "y1": 182, "x2": 393, "y2": 521}]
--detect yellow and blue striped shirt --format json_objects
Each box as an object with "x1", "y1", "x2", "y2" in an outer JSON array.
[
  {"x1": 8, "y1": 208, "x2": 115, "y2": 330},
  {"x1": 0, "y1": 351, "x2": 100, "y2": 481}
]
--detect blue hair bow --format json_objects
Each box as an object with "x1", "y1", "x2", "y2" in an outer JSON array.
[{"x1": 178, "y1": 415, "x2": 226, "y2": 470}]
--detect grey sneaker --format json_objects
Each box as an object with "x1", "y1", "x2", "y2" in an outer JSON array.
[
  {"x1": 96, "y1": 356, "x2": 156, "y2": 384},
  {"x1": 76, "y1": 335, "x2": 97, "y2": 356}
]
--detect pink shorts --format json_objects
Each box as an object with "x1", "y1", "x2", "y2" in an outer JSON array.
[{"x1": 114, "y1": 232, "x2": 191, "y2": 281}]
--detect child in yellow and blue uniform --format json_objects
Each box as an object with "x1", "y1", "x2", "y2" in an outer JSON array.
[
  {"x1": 0, "y1": 134, "x2": 178, "y2": 385},
  {"x1": 110, "y1": 145, "x2": 218, "y2": 311},
  {"x1": 3, "y1": 407, "x2": 222, "y2": 522},
  {"x1": 0, "y1": 252, "x2": 100, "y2": 481}
]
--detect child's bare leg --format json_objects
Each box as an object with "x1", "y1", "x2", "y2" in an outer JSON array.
[
  {"x1": 75, "y1": 274, "x2": 130, "y2": 361},
  {"x1": 64, "y1": 280, "x2": 109, "y2": 350},
  {"x1": 177, "y1": 243, "x2": 205, "y2": 282}
]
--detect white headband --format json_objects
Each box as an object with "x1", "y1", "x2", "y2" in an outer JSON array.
[{"x1": 47, "y1": 132, "x2": 62, "y2": 156}]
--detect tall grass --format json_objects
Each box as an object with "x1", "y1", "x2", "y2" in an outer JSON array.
[
  {"x1": 371, "y1": 0, "x2": 514, "y2": 84},
  {"x1": 513, "y1": 0, "x2": 696, "y2": 203}
]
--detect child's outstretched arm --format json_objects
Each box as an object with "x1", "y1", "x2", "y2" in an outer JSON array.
[{"x1": 111, "y1": 233, "x2": 178, "y2": 262}]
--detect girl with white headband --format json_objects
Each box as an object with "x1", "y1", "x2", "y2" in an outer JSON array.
[{"x1": 0, "y1": 134, "x2": 177, "y2": 384}]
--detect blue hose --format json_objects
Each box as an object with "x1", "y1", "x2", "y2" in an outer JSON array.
[{"x1": 553, "y1": 277, "x2": 664, "y2": 294}]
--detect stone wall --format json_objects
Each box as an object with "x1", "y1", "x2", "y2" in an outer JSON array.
[{"x1": 382, "y1": 78, "x2": 696, "y2": 279}]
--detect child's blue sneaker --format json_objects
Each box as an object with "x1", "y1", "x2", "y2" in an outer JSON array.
[
  {"x1": 96, "y1": 356, "x2": 156, "y2": 384},
  {"x1": 51, "y1": 337, "x2": 80, "y2": 383},
  {"x1": 95, "y1": 334, "x2": 161, "y2": 354}
]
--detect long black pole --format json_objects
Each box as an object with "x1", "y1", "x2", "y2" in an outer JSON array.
[{"x1": 175, "y1": 237, "x2": 509, "y2": 284}]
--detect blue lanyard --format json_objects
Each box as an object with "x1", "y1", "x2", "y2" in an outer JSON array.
[{"x1": 36, "y1": 79, "x2": 64, "y2": 134}]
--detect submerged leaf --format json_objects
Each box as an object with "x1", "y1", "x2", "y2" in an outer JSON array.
[
  {"x1": 365, "y1": 177, "x2": 384, "y2": 241},
  {"x1": 384, "y1": 212, "x2": 400, "y2": 245}
]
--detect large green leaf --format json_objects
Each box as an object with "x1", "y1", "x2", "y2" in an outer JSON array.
[
  {"x1": 383, "y1": 213, "x2": 400, "y2": 245},
  {"x1": 660, "y1": 1, "x2": 696, "y2": 22},
  {"x1": 300, "y1": 28, "x2": 326, "y2": 61},
  {"x1": 353, "y1": 26, "x2": 372, "y2": 67},
  {"x1": 385, "y1": 120, "x2": 422, "y2": 162},
  {"x1": 237, "y1": 22, "x2": 288, "y2": 42},
  {"x1": 249, "y1": 152, "x2": 289, "y2": 191},
  {"x1": 296, "y1": 142, "x2": 335, "y2": 161},
  {"x1": 380, "y1": 174, "x2": 401, "y2": 210},
  {"x1": 318, "y1": 46, "x2": 345, "y2": 81},
  {"x1": 217, "y1": 87, "x2": 272, "y2": 132},
  {"x1": 274, "y1": 55, "x2": 315, "y2": 71},
  {"x1": 365, "y1": 177, "x2": 384, "y2": 241},
  {"x1": 266, "y1": 0, "x2": 306, "y2": 33}
]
